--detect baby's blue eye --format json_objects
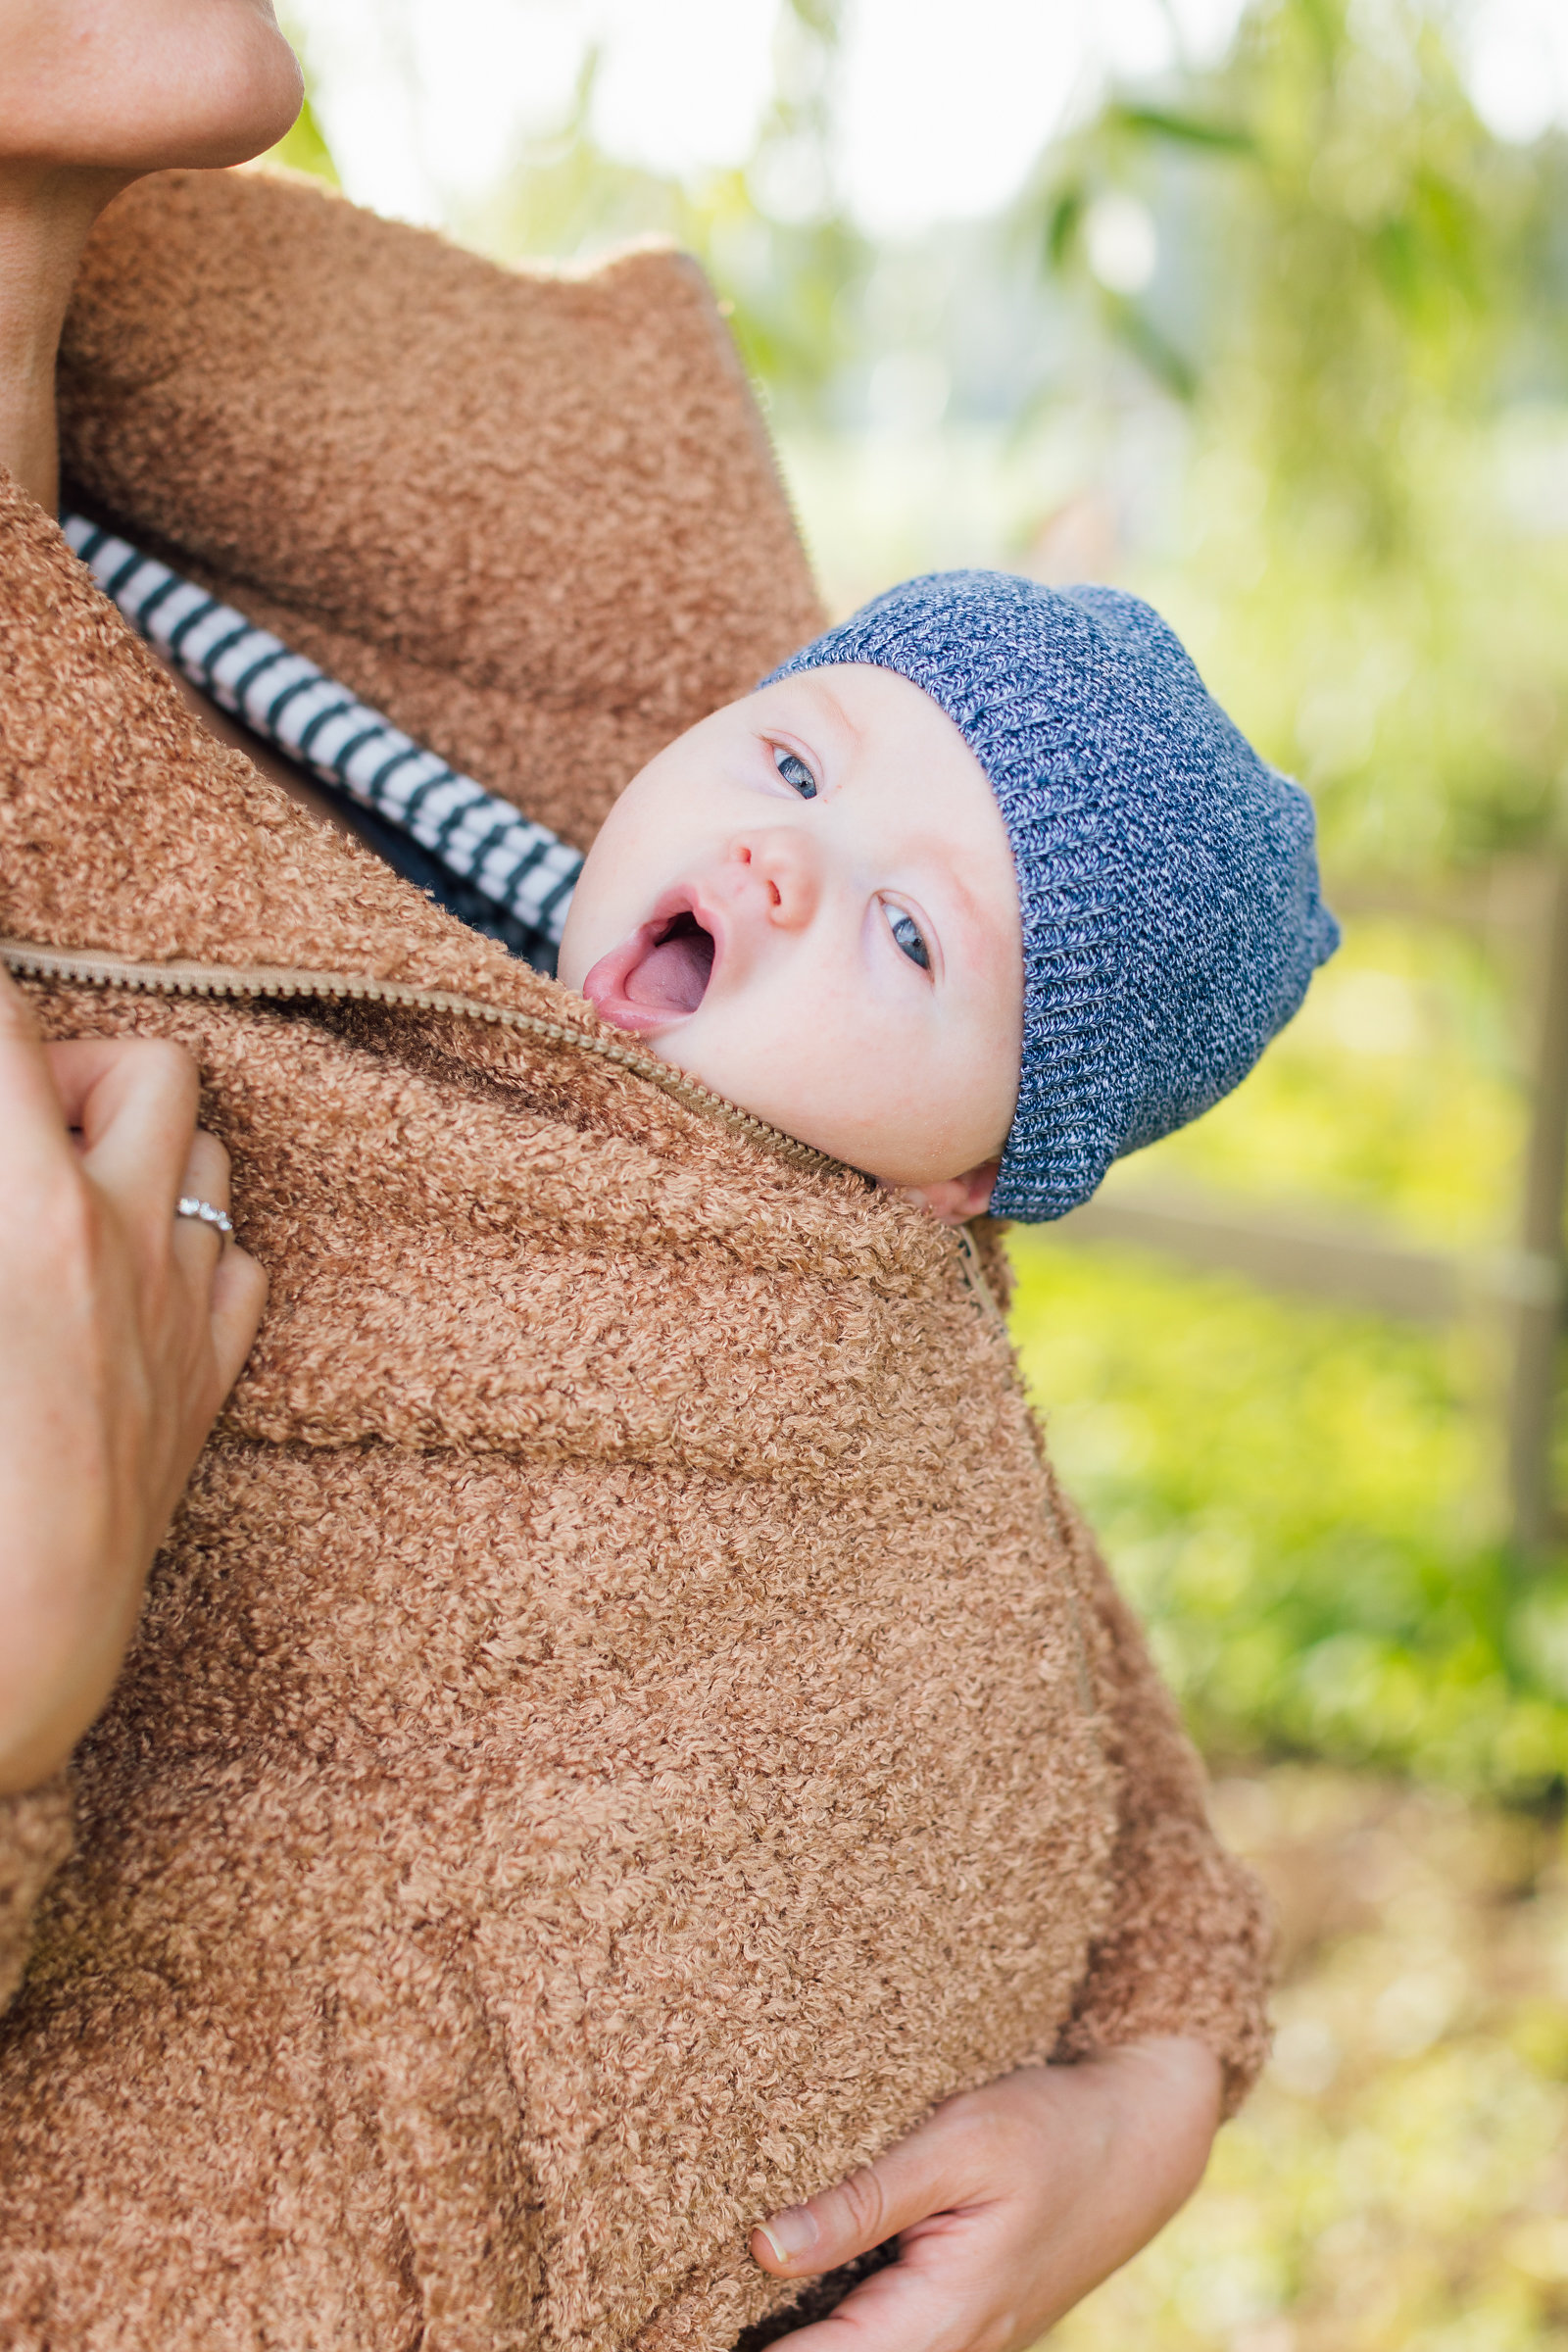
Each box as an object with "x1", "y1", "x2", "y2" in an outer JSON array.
[
  {"x1": 889, "y1": 910, "x2": 930, "y2": 970},
  {"x1": 773, "y1": 748, "x2": 817, "y2": 799}
]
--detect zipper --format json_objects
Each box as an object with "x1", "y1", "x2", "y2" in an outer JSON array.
[
  {"x1": 2, "y1": 936, "x2": 1011, "y2": 1323},
  {"x1": 0, "y1": 936, "x2": 852, "y2": 1180}
]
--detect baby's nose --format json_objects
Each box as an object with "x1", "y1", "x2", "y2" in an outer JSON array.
[{"x1": 733, "y1": 829, "x2": 820, "y2": 928}]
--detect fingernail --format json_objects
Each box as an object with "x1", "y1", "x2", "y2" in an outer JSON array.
[{"x1": 757, "y1": 2206, "x2": 819, "y2": 2263}]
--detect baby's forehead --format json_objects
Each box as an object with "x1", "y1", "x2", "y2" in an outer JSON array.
[
  {"x1": 747, "y1": 660, "x2": 955, "y2": 745},
  {"x1": 746, "y1": 663, "x2": 856, "y2": 721}
]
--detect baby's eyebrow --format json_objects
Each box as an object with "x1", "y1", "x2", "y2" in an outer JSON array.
[
  {"x1": 904, "y1": 827, "x2": 997, "y2": 956},
  {"x1": 937, "y1": 865, "x2": 989, "y2": 940},
  {"x1": 796, "y1": 674, "x2": 860, "y2": 755}
]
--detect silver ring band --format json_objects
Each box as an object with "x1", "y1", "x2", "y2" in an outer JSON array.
[{"x1": 175, "y1": 1196, "x2": 233, "y2": 1238}]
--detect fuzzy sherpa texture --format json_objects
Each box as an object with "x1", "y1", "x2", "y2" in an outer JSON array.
[
  {"x1": 0, "y1": 169, "x2": 1269, "y2": 2351},
  {"x1": 770, "y1": 572, "x2": 1340, "y2": 1220},
  {"x1": 57, "y1": 165, "x2": 825, "y2": 856}
]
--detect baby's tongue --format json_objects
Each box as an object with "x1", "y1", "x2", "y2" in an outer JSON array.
[{"x1": 625, "y1": 919, "x2": 714, "y2": 1013}]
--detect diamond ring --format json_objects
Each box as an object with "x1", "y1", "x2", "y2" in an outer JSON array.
[{"x1": 175, "y1": 1197, "x2": 233, "y2": 1238}]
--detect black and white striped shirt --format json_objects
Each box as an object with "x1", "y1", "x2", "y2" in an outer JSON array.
[{"x1": 65, "y1": 514, "x2": 583, "y2": 974}]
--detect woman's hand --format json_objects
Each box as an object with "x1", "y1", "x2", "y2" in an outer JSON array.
[
  {"x1": 753, "y1": 2036, "x2": 1224, "y2": 2352},
  {"x1": 0, "y1": 968, "x2": 266, "y2": 1795}
]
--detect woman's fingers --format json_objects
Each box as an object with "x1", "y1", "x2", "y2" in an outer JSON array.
[
  {"x1": 754, "y1": 2046, "x2": 1225, "y2": 2352},
  {"x1": 0, "y1": 983, "x2": 270, "y2": 1791},
  {"x1": 159, "y1": 1084, "x2": 269, "y2": 1393},
  {"x1": 756, "y1": 2239, "x2": 978, "y2": 2352},
  {"x1": 43, "y1": 1033, "x2": 159, "y2": 1137},
  {"x1": 64, "y1": 1035, "x2": 202, "y2": 1228},
  {"x1": 208, "y1": 1242, "x2": 269, "y2": 1392},
  {"x1": 753, "y1": 2111, "x2": 984, "y2": 2278},
  {"x1": 46, "y1": 1033, "x2": 195, "y2": 1157},
  {"x1": 47, "y1": 1029, "x2": 266, "y2": 1378},
  {"x1": 172, "y1": 1123, "x2": 269, "y2": 1382},
  {"x1": 0, "y1": 968, "x2": 80, "y2": 1189},
  {"x1": 170, "y1": 1125, "x2": 232, "y2": 1263}
]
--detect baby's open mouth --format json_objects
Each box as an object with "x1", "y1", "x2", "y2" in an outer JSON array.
[
  {"x1": 582, "y1": 903, "x2": 717, "y2": 1033},
  {"x1": 630, "y1": 909, "x2": 716, "y2": 1012}
]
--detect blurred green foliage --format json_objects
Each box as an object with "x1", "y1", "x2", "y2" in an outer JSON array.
[
  {"x1": 452, "y1": 1, "x2": 872, "y2": 422},
  {"x1": 1034, "y1": 0, "x2": 1568, "y2": 870},
  {"x1": 442, "y1": 0, "x2": 1568, "y2": 876},
  {"x1": 1012, "y1": 1231, "x2": 1568, "y2": 1796},
  {"x1": 1129, "y1": 912, "x2": 1522, "y2": 1244},
  {"x1": 1002, "y1": 1, "x2": 1568, "y2": 1795}
]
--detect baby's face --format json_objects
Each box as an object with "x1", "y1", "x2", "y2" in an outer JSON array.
[{"x1": 557, "y1": 663, "x2": 1022, "y2": 1218}]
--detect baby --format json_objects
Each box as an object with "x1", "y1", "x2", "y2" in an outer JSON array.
[
  {"x1": 69, "y1": 526, "x2": 1337, "y2": 1210},
  {"x1": 69, "y1": 527, "x2": 1337, "y2": 1195},
  {"x1": 559, "y1": 569, "x2": 1340, "y2": 1220}
]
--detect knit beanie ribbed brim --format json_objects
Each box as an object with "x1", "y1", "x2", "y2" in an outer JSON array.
[{"x1": 767, "y1": 570, "x2": 1339, "y2": 1221}]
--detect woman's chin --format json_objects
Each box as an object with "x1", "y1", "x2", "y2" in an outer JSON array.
[{"x1": 52, "y1": 10, "x2": 305, "y2": 175}]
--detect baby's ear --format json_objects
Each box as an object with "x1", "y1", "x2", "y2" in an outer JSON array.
[{"x1": 892, "y1": 1162, "x2": 1000, "y2": 1227}]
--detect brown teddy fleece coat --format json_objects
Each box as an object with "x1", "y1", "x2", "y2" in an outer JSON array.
[{"x1": 0, "y1": 169, "x2": 1269, "y2": 2352}]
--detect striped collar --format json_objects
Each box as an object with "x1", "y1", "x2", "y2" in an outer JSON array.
[{"x1": 65, "y1": 514, "x2": 582, "y2": 975}]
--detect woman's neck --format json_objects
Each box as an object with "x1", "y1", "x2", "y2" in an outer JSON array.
[{"x1": 0, "y1": 165, "x2": 125, "y2": 513}]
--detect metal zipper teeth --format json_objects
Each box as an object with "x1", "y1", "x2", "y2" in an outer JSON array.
[
  {"x1": 2, "y1": 937, "x2": 1010, "y2": 1321},
  {"x1": 0, "y1": 937, "x2": 852, "y2": 1182}
]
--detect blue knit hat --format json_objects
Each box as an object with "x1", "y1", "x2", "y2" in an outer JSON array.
[{"x1": 767, "y1": 570, "x2": 1339, "y2": 1220}]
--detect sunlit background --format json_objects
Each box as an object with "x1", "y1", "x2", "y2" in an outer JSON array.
[{"x1": 270, "y1": 5, "x2": 1568, "y2": 2340}]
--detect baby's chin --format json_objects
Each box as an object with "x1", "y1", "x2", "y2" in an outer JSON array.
[
  {"x1": 625, "y1": 1028, "x2": 992, "y2": 1206},
  {"x1": 627, "y1": 1025, "x2": 879, "y2": 1174}
]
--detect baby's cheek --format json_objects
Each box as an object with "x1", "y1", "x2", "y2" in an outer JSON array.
[
  {"x1": 695, "y1": 998, "x2": 873, "y2": 1148},
  {"x1": 790, "y1": 1027, "x2": 933, "y2": 1167}
]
